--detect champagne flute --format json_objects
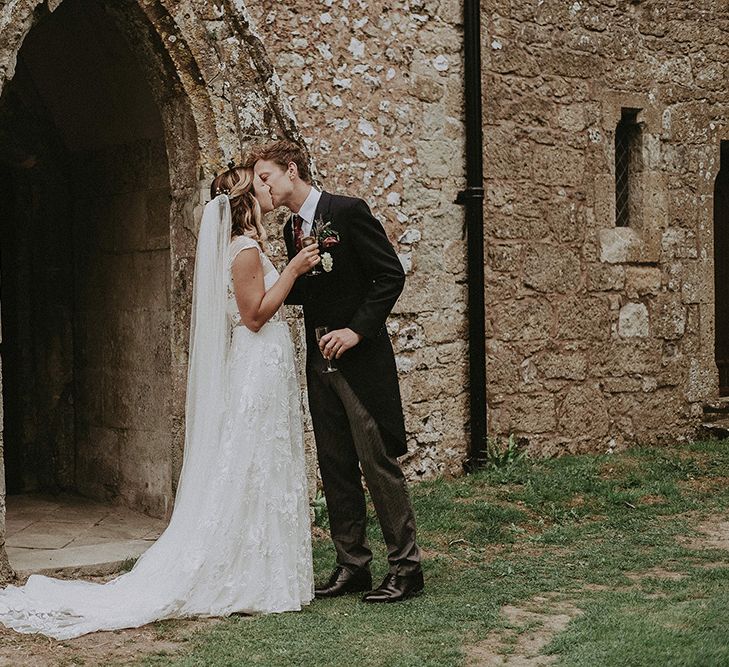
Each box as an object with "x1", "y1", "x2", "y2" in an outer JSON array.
[
  {"x1": 315, "y1": 326, "x2": 338, "y2": 373},
  {"x1": 301, "y1": 235, "x2": 322, "y2": 275}
]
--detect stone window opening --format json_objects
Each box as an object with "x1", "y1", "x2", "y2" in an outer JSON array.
[{"x1": 614, "y1": 108, "x2": 643, "y2": 228}]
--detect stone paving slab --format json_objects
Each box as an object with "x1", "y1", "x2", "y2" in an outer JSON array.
[
  {"x1": 8, "y1": 540, "x2": 154, "y2": 579},
  {"x1": 3, "y1": 494, "x2": 166, "y2": 578}
]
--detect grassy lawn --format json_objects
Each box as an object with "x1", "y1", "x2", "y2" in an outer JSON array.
[{"x1": 139, "y1": 439, "x2": 729, "y2": 667}]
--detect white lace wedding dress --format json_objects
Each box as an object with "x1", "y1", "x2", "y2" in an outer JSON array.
[{"x1": 0, "y1": 231, "x2": 313, "y2": 639}]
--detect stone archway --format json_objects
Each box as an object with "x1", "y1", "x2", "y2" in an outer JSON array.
[{"x1": 0, "y1": 0, "x2": 301, "y2": 581}]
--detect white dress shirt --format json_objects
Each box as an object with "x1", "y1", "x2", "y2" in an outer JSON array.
[{"x1": 296, "y1": 187, "x2": 322, "y2": 237}]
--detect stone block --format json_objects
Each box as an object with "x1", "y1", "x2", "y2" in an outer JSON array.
[
  {"x1": 587, "y1": 264, "x2": 625, "y2": 291},
  {"x1": 74, "y1": 368, "x2": 105, "y2": 426},
  {"x1": 104, "y1": 370, "x2": 171, "y2": 431},
  {"x1": 489, "y1": 298, "x2": 553, "y2": 341},
  {"x1": 556, "y1": 296, "x2": 611, "y2": 340},
  {"x1": 650, "y1": 293, "x2": 686, "y2": 340},
  {"x1": 600, "y1": 377, "x2": 643, "y2": 393},
  {"x1": 532, "y1": 145, "x2": 586, "y2": 187},
  {"x1": 593, "y1": 173, "x2": 616, "y2": 229},
  {"x1": 415, "y1": 139, "x2": 461, "y2": 178},
  {"x1": 409, "y1": 74, "x2": 444, "y2": 102},
  {"x1": 490, "y1": 213, "x2": 551, "y2": 241},
  {"x1": 537, "y1": 351, "x2": 587, "y2": 380},
  {"x1": 618, "y1": 302, "x2": 649, "y2": 338},
  {"x1": 106, "y1": 309, "x2": 172, "y2": 372},
  {"x1": 491, "y1": 393, "x2": 556, "y2": 434},
  {"x1": 394, "y1": 274, "x2": 466, "y2": 314},
  {"x1": 118, "y1": 429, "x2": 172, "y2": 519},
  {"x1": 556, "y1": 104, "x2": 586, "y2": 131},
  {"x1": 686, "y1": 356, "x2": 716, "y2": 403},
  {"x1": 488, "y1": 244, "x2": 522, "y2": 273},
  {"x1": 443, "y1": 240, "x2": 467, "y2": 275},
  {"x1": 546, "y1": 197, "x2": 583, "y2": 243},
  {"x1": 680, "y1": 260, "x2": 712, "y2": 305},
  {"x1": 625, "y1": 267, "x2": 662, "y2": 298},
  {"x1": 523, "y1": 243, "x2": 581, "y2": 293},
  {"x1": 486, "y1": 341, "x2": 521, "y2": 387},
  {"x1": 75, "y1": 425, "x2": 121, "y2": 502},
  {"x1": 598, "y1": 227, "x2": 643, "y2": 264},
  {"x1": 146, "y1": 187, "x2": 172, "y2": 250},
  {"x1": 661, "y1": 226, "x2": 698, "y2": 260},
  {"x1": 420, "y1": 309, "x2": 466, "y2": 344},
  {"x1": 558, "y1": 385, "x2": 609, "y2": 438},
  {"x1": 595, "y1": 340, "x2": 663, "y2": 376}
]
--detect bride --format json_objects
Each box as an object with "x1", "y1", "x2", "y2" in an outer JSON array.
[{"x1": 0, "y1": 166, "x2": 321, "y2": 639}]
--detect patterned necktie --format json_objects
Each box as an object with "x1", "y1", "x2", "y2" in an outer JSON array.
[{"x1": 292, "y1": 213, "x2": 304, "y2": 251}]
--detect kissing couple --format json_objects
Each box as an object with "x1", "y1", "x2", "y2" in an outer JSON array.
[{"x1": 0, "y1": 140, "x2": 423, "y2": 639}]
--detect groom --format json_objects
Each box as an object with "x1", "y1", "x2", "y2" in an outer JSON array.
[{"x1": 249, "y1": 141, "x2": 423, "y2": 603}]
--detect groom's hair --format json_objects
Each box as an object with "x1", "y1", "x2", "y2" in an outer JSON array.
[{"x1": 245, "y1": 140, "x2": 312, "y2": 184}]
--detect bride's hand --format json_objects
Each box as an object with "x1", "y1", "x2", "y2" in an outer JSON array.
[{"x1": 288, "y1": 243, "x2": 320, "y2": 277}]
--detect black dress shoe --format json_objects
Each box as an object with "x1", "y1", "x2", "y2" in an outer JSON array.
[
  {"x1": 362, "y1": 571, "x2": 424, "y2": 603},
  {"x1": 315, "y1": 566, "x2": 372, "y2": 599}
]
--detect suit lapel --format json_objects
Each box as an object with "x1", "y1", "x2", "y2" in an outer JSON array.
[{"x1": 314, "y1": 190, "x2": 333, "y2": 222}]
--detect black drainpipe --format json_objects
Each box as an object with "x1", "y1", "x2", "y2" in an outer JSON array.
[{"x1": 456, "y1": 0, "x2": 486, "y2": 471}]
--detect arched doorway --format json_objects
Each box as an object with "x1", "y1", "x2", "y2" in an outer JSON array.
[
  {"x1": 0, "y1": 0, "x2": 189, "y2": 570},
  {"x1": 715, "y1": 141, "x2": 729, "y2": 396},
  {"x1": 0, "y1": 0, "x2": 299, "y2": 580}
]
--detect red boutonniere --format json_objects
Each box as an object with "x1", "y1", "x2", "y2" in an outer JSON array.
[{"x1": 314, "y1": 217, "x2": 340, "y2": 248}]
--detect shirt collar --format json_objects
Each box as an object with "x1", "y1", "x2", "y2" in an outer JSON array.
[{"x1": 296, "y1": 187, "x2": 321, "y2": 224}]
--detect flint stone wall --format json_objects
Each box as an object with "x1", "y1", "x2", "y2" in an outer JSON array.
[{"x1": 247, "y1": 0, "x2": 470, "y2": 478}]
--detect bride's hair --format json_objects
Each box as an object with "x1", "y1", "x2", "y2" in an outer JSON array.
[{"x1": 209, "y1": 167, "x2": 267, "y2": 242}]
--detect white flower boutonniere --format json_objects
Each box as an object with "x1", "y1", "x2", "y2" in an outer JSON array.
[{"x1": 321, "y1": 252, "x2": 334, "y2": 272}]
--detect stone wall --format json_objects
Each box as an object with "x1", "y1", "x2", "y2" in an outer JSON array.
[
  {"x1": 249, "y1": 0, "x2": 725, "y2": 461},
  {"x1": 481, "y1": 0, "x2": 722, "y2": 454},
  {"x1": 0, "y1": 0, "x2": 725, "y2": 585},
  {"x1": 72, "y1": 140, "x2": 172, "y2": 517},
  {"x1": 246, "y1": 0, "x2": 471, "y2": 478}
]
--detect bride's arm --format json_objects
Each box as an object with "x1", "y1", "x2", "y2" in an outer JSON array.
[{"x1": 231, "y1": 245, "x2": 319, "y2": 332}]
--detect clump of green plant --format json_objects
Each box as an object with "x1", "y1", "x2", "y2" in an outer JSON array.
[
  {"x1": 484, "y1": 433, "x2": 528, "y2": 469},
  {"x1": 311, "y1": 490, "x2": 329, "y2": 528},
  {"x1": 119, "y1": 556, "x2": 138, "y2": 572}
]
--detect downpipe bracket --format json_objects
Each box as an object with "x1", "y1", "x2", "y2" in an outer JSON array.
[{"x1": 455, "y1": 186, "x2": 484, "y2": 205}]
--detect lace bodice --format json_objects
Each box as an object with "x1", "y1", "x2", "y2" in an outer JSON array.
[{"x1": 228, "y1": 236, "x2": 282, "y2": 327}]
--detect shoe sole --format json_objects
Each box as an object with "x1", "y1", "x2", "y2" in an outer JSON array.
[
  {"x1": 361, "y1": 587, "x2": 424, "y2": 603},
  {"x1": 314, "y1": 586, "x2": 372, "y2": 599}
]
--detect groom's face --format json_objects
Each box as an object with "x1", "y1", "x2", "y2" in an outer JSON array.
[{"x1": 254, "y1": 159, "x2": 294, "y2": 209}]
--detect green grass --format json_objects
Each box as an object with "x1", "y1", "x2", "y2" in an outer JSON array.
[{"x1": 139, "y1": 439, "x2": 729, "y2": 667}]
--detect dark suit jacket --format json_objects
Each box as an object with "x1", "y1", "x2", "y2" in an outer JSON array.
[{"x1": 284, "y1": 191, "x2": 407, "y2": 456}]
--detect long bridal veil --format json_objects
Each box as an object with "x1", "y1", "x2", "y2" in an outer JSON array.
[
  {"x1": 174, "y1": 194, "x2": 232, "y2": 515},
  {"x1": 0, "y1": 196, "x2": 240, "y2": 639}
]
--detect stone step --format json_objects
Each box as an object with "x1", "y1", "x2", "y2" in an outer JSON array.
[
  {"x1": 699, "y1": 419, "x2": 729, "y2": 440},
  {"x1": 7, "y1": 539, "x2": 153, "y2": 581},
  {"x1": 703, "y1": 397, "x2": 729, "y2": 417}
]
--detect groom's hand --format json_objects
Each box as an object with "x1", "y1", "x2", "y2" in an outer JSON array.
[{"x1": 320, "y1": 328, "x2": 363, "y2": 359}]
